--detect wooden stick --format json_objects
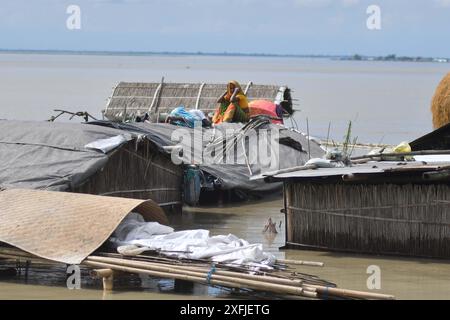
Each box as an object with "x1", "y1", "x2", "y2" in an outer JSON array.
[
  {"x1": 306, "y1": 117, "x2": 311, "y2": 160},
  {"x1": 351, "y1": 149, "x2": 450, "y2": 161},
  {"x1": 303, "y1": 285, "x2": 395, "y2": 300},
  {"x1": 262, "y1": 164, "x2": 318, "y2": 177},
  {"x1": 0, "y1": 252, "x2": 53, "y2": 265},
  {"x1": 83, "y1": 260, "x2": 317, "y2": 298},
  {"x1": 86, "y1": 257, "x2": 309, "y2": 295},
  {"x1": 277, "y1": 259, "x2": 324, "y2": 267},
  {"x1": 0, "y1": 248, "x2": 394, "y2": 300},
  {"x1": 88, "y1": 256, "x2": 303, "y2": 287}
]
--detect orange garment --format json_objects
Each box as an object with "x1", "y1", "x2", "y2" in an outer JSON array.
[{"x1": 212, "y1": 81, "x2": 249, "y2": 124}]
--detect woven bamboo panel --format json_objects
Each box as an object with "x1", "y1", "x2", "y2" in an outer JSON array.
[
  {"x1": 0, "y1": 189, "x2": 168, "y2": 264},
  {"x1": 285, "y1": 182, "x2": 450, "y2": 258},
  {"x1": 104, "y1": 82, "x2": 292, "y2": 121}
]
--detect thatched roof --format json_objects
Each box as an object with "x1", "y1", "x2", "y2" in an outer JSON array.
[{"x1": 103, "y1": 81, "x2": 293, "y2": 122}]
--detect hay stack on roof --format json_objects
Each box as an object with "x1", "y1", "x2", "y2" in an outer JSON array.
[{"x1": 431, "y1": 72, "x2": 450, "y2": 129}]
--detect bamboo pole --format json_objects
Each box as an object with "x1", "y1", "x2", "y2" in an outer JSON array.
[
  {"x1": 88, "y1": 256, "x2": 303, "y2": 287},
  {"x1": 0, "y1": 252, "x2": 52, "y2": 265},
  {"x1": 262, "y1": 164, "x2": 317, "y2": 177},
  {"x1": 0, "y1": 247, "x2": 35, "y2": 257},
  {"x1": 83, "y1": 260, "x2": 317, "y2": 298},
  {"x1": 86, "y1": 257, "x2": 310, "y2": 296},
  {"x1": 276, "y1": 259, "x2": 324, "y2": 267},
  {"x1": 303, "y1": 284, "x2": 395, "y2": 300},
  {"x1": 351, "y1": 149, "x2": 450, "y2": 161},
  {"x1": 92, "y1": 269, "x2": 114, "y2": 291},
  {"x1": 0, "y1": 247, "x2": 395, "y2": 300}
]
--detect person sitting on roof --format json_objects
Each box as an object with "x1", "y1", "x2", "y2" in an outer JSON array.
[{"x1": 212, "y1": 80, "x2": 249, "y2": 125}]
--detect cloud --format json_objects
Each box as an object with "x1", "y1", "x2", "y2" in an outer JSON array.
[
  {"x1": 435, "y1": 0, "x2": 450, "y2": 7},
  {"x1": 341, "y1": 0, "x2": 360, "y2": 6},
  {"x1": 294, "y1": 0, "x2": 360, "y2": 7},
  {"x1": 294, "y1": 0, "x2": 332, "y2": 7}
]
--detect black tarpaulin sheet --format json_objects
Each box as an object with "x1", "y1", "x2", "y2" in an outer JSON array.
[
  {"x1": 88, "y1": 120, "x2": 325, "y2": 192},
  {"x1": 0, "y1": 120, "x2": 132, "y2": 191}
]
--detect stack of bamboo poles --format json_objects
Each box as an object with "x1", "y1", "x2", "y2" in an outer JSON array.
[{"x1": 0, "y1": 247, "x2": 395, "y2": 300}]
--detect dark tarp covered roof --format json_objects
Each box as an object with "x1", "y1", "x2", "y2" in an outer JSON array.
[
  {"x1": 0, "y1": 119, "x2": 324, "y2": 195},
  {"x1": 410, "y1": 123, "x2": 450, "y2": 151},
  {"x1": 0, "y1": 120, "x2": 132, "y2": 191},
  {"x1": 88, "y1": 120, "x2": 325, "y2": 192}
]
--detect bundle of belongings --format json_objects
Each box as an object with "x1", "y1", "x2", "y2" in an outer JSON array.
[
  {"x1": 166, "y1": 106, "x2": 211, "y2": 128},
  {"x1": 109, "y1": 212, "x2": 276, "y2": 270},
  {"x1": 166, "y1": 99, "x2": 284, "y2": 129},
  {"x1": 249, "y1": 100, "x2": 284, "y2": 125}
]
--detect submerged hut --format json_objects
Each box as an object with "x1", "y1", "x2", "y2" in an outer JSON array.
[
  {"x1": 103, "y1": 81, "x2": 294, "y2": 122},
  {"x1": 268, "y1": 160, "x2": 450, "y2": 259},
  {"x1": 266, "y1": 122, "x2": 450, "y2": 260},
  {"x1": 90, "y1": 119, "x2": 325, "y2": 205},
  {"x1": 0, "y1": 120, "x2": 183, "y2": 212}
]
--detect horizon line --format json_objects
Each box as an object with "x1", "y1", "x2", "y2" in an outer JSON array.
[{"x1": 0, "y1": 48, "x2": 448, "y2": 61}]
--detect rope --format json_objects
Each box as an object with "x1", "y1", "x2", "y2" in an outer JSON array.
[
  {"x1": 206, "y1": 264, "x2": 216, "y2": 284},
  {"x1": 324, "y1": 286, "x2": 329, "y2": 300}
]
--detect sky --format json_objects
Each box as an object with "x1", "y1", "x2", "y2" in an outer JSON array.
[{"x1": 0, "y1": 0, "x2": 449, "y2": 57}]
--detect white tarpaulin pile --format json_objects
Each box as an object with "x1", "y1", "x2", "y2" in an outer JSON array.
[{"x1": 110, "y1": 213, "x2": 276, "y2": 269}]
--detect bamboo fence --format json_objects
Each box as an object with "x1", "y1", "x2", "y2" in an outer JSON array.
[
  {"x1": 104, "y1": 82, "x2": 293, "y2": 122},
  {"x1": 285, "y1": 182, "x2": 450, "y2": 258}
]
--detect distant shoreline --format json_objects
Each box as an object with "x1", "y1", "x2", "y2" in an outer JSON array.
[{"x1": 0, "y1": 49, "x2": 448, "y2": 63}]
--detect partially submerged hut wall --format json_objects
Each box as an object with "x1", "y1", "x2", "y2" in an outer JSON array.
[
  {"x1": 104, "y1": 82, "x2": 293, "y2": 122},
  {"x1": 431, "y1": 72, "x2": 450, "y2": 129},
  {"x1": 73, "y1": 139, "x2": 183, "y2": 212},
  {"x1": 285, "y1": 182, "x2": 450, "y2": 259}
]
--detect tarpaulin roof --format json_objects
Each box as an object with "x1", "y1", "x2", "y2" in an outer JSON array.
[
  {"x1": 0, "y1": 189, "x2": 167, "y2": 264},
  {"x1": 0, "y1": 120, "x2": 133, "y2": 191},
  {"x1": 88, "y1": 120, "x2": 325, "y2": 192},
  {"x1": 410, "y1": 123, "x2": 450, "y2": 151}
]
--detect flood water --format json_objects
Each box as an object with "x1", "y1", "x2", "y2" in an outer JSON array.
[
  {"x1": 0, "y1": 53, "x2": 449, "y2": 300},
  {"x1": 1, "y1": 52, "x2": 449, "y2": 144}
]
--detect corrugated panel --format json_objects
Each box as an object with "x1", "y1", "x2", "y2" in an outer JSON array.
[
  {"x1": 0, "y1": 189, "x2": 168, "y2": 264},
  {"x1": 271, "y1": 161, "x2": 450, "y2": 179}
]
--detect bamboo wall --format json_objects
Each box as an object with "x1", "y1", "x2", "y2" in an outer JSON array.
[
  {"x1": 73, "y1": 139, "x2": 183, "y2": 213},
  {"x1": 104, "y1": 82, "x2": 292, "y2": 121},
  {"x1": 285, "y1": 182, "x2": 450, "y2": 258}
]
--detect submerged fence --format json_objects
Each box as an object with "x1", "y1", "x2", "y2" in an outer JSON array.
[{"x1": 285, "y1": 182, "x2": 450, "y2": 258}]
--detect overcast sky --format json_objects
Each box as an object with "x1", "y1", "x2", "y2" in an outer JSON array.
[{"x1": 0, "y1": 0, "x2": 449, "y2": 56}]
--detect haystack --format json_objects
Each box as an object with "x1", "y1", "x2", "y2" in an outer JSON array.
[{"x1": 431, "y1": 72, "x2": 450, "y2": 129}]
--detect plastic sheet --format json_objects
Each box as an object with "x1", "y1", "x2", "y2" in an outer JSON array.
[{"x1": 110, "y1": 213, "x2": 276, "y2": 269}]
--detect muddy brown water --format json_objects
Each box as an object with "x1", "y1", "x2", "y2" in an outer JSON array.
[{"x1": 1, "y1": 197, "x2": 449, "y2": 300}]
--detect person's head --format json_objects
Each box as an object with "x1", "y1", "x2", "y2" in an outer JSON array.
[{"x1": 227, "y1": 80, "x2": 242, "y2": 95}]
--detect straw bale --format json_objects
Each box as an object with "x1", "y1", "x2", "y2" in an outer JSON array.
[{"x1": 431, "y1": 72, "x2": 450, "y2": 129}]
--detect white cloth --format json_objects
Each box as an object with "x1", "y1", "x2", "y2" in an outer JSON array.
[
  {"x1": 85, "y1": 135, "x2": 129, "y2": 153},
  {"x1": 188, "y1": 109, "x2": 206, "y2": 121},
  {"x1": 110, "y1": 213, "x2": 276, "y2": 269}
]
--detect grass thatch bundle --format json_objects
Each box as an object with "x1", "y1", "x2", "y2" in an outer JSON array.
[{"x1": 431, "y1": 72, "x2": 450, "y2": 129}]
